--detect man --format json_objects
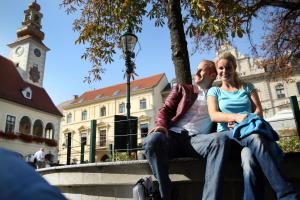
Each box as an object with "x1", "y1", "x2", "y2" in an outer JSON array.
[
  {"x1": 143, "y1": 60, "x2": 230, "y2": 200},
  {"x1": 34, "y1": 148, "x2": 45, "y2": 169}
]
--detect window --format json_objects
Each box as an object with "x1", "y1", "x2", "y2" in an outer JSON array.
[
  {"x1": 82, "y1": 110, "x2": 87, "y2": 121},
  {"x1": 95, "y1": 94, "x2": 102, "y2": 100},
  {"x1": 140, "y1": 99, "x2": 147, "y2": 109},
  {"x1": 33, "y1": 119, "x2": 43, "y2": 137},
  {"x1": 113, "y1": 90, "x2": 120, "y2": 96},
  {"x1": 99, "y1": 130, "x2": 106, "y2": 147},
  {"x1": 100, "y1": 106, "x2": 106, "y2": 116},
  {"x1": 66, "y1": 113, "x2": 72, "y2": 123},
  {"x1": 21, "y1": 87, "x2": 32, "y2": 99},
  {"x1": 81, "y1": 132, "x2": 87, "y2": 145},
  {"x1": 297, "y1": 82, "x2": 300, "y2": 95},
  {"x1": 19, "y1": 116, "x2": 31, "y2": 135},
  {"x1": 275, "y1": 84, "x2": 285, "y2": 99},
  {"x1": 45, "y1": 123, "x2": 54, "y2": 139},
  {"x1": 119, "y1": 103, "x2": 125, "y2": 113},
  {"x1": 140, "y1": 123, "x2": 148, "y2": 138},
  {"x1": 5, "y1": 115, "x2": 16, "y2": 133}
]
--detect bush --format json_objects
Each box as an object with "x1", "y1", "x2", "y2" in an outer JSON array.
[
  {"x1": 114, "y1": 152, "x2": 131, "y2": 161},
  {"x1": 278, "y1": 136, "x2": 300, "y2": 153}
]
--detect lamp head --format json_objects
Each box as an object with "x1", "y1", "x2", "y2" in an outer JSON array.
[{"x1": 121, "y1": 28, "x2": 138, "y2": 57}]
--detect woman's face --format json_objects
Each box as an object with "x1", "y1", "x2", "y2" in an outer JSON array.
[{"x1": 216, "y1": 58, "x2": 235, "y2": 82}]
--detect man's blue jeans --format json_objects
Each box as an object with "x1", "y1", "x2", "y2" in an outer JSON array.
[
  {"x1": 222, "y1": 131, "x2": 298, "y2": 200},
  {"x1": 143, "y1": 131, "x2": 230, "y2": 200}
]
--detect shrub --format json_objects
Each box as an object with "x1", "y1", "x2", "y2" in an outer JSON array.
[
  {"x1": 114, "y1": 152, "x2": 131, "y2": 161},
  {"x1": 278, "y1": 136, "x2": 300, "y2": 153}
]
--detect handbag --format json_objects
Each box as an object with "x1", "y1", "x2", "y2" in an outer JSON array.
[{"x1": 132, "y1": 176, "x2": 161, "y2": 200}]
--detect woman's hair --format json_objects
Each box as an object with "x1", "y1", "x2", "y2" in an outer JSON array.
[{"x1": 215, "y1": 52, "x2": 246, "y2": 88}]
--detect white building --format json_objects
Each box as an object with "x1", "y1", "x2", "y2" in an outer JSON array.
[
  {"x1": 0, "y1": 2, "x2": 62, "y2": 162},
  {"x1": 215, "y1": 44, "x2": 300, "y2": 119}
]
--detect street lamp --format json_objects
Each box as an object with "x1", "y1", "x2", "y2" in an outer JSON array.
[{"x1": 120, "y1": 28, "x2": 138, "y2": 155}]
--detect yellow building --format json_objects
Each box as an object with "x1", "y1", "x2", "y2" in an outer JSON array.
[
  {"x1": 59, "y1": 73, "x2": 168, "y2": 163},
  {"x1": 0, "y1": 2, "x2": 62, "y2": 162}
]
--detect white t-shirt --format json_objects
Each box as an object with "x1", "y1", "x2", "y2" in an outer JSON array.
[
  {"x1": 34, "y1": 150, "x2": 45, "y2": 162},
  {"x1": 170, "y1": 88, "x2": 212, "y2": 135}
]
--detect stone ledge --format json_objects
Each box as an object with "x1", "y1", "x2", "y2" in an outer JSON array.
[{"x1": 39, "y1": 153, "x2": 300, "y2": 200}]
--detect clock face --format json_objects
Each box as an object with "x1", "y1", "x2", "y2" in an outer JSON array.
[
  {"x1": 15, "y1": 46, "x2": 24, "y2": 56},
  {"x1": 34, "y1": 48, "x2": 41, "y2": 57}
]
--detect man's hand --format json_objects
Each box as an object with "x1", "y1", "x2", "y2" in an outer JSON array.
[{"x1": 148, "y1": 126, "x2": 169, "y2": 137}]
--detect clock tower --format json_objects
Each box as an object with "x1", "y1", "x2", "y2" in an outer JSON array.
[{"x1": 8, "y1": 1, "x2": 49, "y2": 87}]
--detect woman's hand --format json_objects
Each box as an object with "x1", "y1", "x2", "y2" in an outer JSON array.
[{"x1": 234, "y1": 114, "x2": 248, "y2": 123}]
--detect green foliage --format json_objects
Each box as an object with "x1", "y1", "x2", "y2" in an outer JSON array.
[
  {"x1": 278, "y1": 136, "x2": 300, "y2": 153},
  {"x1": 113, "y1": 152, "x2": 131, "y2": 161},
  {"x1": 61, "y1": 0, "x2": 300, "y2": 82}
]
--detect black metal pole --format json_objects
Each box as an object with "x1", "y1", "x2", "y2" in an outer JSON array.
[
  {"x1": 67, "y1": 132, "x2": 71, "y2": 165},
  {"x1": 125, "y1": 52, "x2": 132, "y2": 155},
  {"x1": 90, "y1": 120, "x2": 96, "y2": 163},
  {"x1": 290, "y1": 96, "x2": 300, "y2": 138},
  {"x1": 80, "y1": 142, "x2": 84, "y2": 164}
]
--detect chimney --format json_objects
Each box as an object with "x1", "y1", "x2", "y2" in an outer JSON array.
[{"x1": 73, "y1": 95, "x2": 78, "y2": 100}]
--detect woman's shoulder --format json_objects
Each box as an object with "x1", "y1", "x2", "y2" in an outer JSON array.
[{"x1": 207, "y1": 86, "x2": 220, "y2": 96}]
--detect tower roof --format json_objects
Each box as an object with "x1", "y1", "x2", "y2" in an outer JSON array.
[{"x1": 16, "y1": 1, "x2": 44, "y2": 41}]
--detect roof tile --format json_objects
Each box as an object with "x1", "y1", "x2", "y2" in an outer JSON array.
[
  {"x1": 71, "y1": 73, "x2": 165, "y2": 105},
  {"x1": 0, "y1": 55, "x2": 62, "y2": 116}
]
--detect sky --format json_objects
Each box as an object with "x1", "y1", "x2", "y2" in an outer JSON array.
[{"x1": 0, "y1": 0, "x2": 261, "y2": 105}]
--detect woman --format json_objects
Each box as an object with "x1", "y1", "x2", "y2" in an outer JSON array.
[{"x1": 207, "y1": 52, "x2": 298, "y2": 200}]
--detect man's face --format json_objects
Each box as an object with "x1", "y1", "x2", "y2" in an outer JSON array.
[{"x1": 194, "y1": 61, "x2": 216, "y2": 86}]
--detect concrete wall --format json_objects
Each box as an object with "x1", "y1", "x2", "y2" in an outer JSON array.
[{"x1": 39, "y1": 153, "x2": 300, "y2": 200}]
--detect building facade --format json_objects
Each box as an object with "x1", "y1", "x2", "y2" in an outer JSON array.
[
  {"x1": 0, "y1": 2, "x2": 62, "y2": 162},
  {"x1": 59, "y1": 74, "x2": 168, "y2": 164}
]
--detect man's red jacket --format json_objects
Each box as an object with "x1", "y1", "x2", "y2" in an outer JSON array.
[{"x1": 156, "y1": 84, "x2": 199, "y2": 129}]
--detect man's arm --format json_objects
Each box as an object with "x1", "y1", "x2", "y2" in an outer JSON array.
[{"x1": 152, "y1": 84, "x2": 182, "y2": 134}]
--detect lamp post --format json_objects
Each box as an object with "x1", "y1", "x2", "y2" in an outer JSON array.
[{"x1": 120, "y1": 28, "x2": 138, "y2": 155}]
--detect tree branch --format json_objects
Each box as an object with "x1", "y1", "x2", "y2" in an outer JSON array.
[{"x1": 257, "y1": 0, "x2": 300, "y2": 11}]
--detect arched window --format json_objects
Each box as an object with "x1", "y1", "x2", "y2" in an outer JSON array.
[
  {"x1": 45, "y1": 123, "x2": 54, "y2": 139},
  {"x1": 67, "y1": 113, "x2": 72, "y2": 123},
  {"x1": 19, "y1": 116, "x2": 31, "y2": 134},
  {"x1": 33, "y1": 120, "x2": 43, "y2": 137},
  {"x1": 100, "y1": 106, "x2": 106, "y2": 116},
  {"x1": 275, "y1": 84, "x2": 285, "y2": 99},
  {"x1": 82, "y1": 110, "x2": 87, "y2": 121}
]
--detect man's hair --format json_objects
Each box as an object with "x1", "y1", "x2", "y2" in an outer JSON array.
[{"x1": 200, "y1": 60, "x2": 217, "y2": 75}]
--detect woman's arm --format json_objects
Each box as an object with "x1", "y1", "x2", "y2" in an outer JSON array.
[
  {"x1": 207, "y1": 96, "x2": 248, "y2": 123},
  {"x1": 250, "y1": 90, "x2": 263, "y2": 117}
]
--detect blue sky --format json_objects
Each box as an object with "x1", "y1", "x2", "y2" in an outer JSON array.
[{"x1": 0, "y1": 0, "x2": 260, "y2": 105}]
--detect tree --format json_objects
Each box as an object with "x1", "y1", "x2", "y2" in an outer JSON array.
[{"x1": 61, "y1": 0, "x2": 300, "y2": 83}]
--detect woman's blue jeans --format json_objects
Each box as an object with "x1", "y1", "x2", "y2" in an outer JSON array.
[{"x1": 221, "y1": 131, "x2": 298, "y2": 200}]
